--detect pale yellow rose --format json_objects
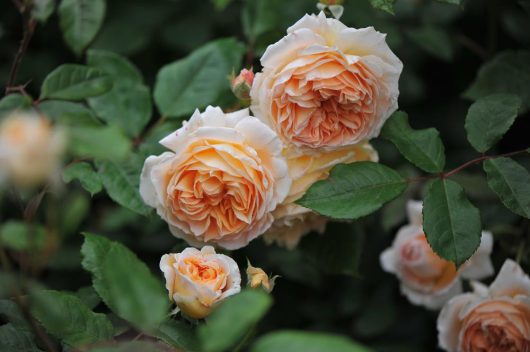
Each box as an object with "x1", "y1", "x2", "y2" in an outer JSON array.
[
  {"x1": 140, "y1": 106, "x2": 291, "y2": 250},
  {"x1": 438, "y1": 259, "x2": 530, "y2": 352},
  {"x1": 246, "y1": 260, "x2": 277, "y2": 293},
  {"x1": 380, "y1": 201, "x2": 494, "y2": 310},
  {"x1": 250, "y1": 12, "x2": 402, "y2": 153},
  {"x1": 0, "y1": 112, "x2": 64, "y2": 188},
  {"x1": 264, "y1": 142, "x2": 377, "y2": 249},
  {"x1": 160, "y1": 246, "x2": 241, "y2": 319}
]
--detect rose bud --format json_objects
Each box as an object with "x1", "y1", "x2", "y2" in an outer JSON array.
[
  {"x1": 380, "y1": 200, "x2": 494, "y2": 310},
  {"x1": 438, "y1": 259, "x2": 530, "y2": 352},
  {"x1": 0, "y1": 111, "x2": 65, "y2": 188},
  {"x1": 160, "y1": 246, "x2": 241, "y2": 319},
  {"x1": 231, "y1": 68, "x2": 254, "y2": 101},
  {"x1": 246, "y1": 260, "x2": 277, "y2": 293}
]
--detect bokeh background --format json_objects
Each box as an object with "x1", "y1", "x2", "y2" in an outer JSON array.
[{"x1": 1, "y1": 0, "x2": 530, "y2": 350}]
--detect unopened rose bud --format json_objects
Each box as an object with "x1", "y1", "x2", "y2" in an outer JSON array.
[
  {"x1": 246, "y1": 260, "x2": 277, "y2": 293},
  {"x1": 231, "y1": 68, "x2": 254, "y2": 101}
]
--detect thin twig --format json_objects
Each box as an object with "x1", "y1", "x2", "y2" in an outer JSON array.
[{"x1": 5, "y1": 2, "x2": 37, "y2": 94}]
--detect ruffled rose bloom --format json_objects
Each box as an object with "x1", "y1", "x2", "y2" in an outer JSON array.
[
  {"x1": 160, "y1": 246, "x2": 241, "y2": 319},
  {"x1": 438, "y1": 259, "x2": 530, "y2": 352},
  {"x1": 380, "y1": 200, "x2": 494, "y2": 310},
  {"x1": 250, "y1": 12, "x2": 402, "y2": 153},
  {"x1": 0, "y1": 112, "x2": 64, "y2": 188},
  {"x1": 140, "y1": 106, "x2": 291, "y2": 249},
  {"x1": 263, "y1": 142, "x2": 377, "y2": 249}
]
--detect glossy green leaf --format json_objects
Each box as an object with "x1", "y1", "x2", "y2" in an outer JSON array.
[
  {"x1": 32, "y1": 0, "x2": 55, "y2": 22},
  {"x1": 465, "y1": 51, "x2": 530, "y2": 112},
  {"x1": 0, "y1": 94, "x2": 33, "y2": 117},
  {"x1": 31, "y1": 290, "x2": 113, "y2": 346},
  {"x1": 156, "y1": 319, "x2": 200, "y2": 352},
  {"x1": 75, "y1": 286, "x2": 101, "y2": 310},
  {"x1": 407, "y1": 26, "x2": 453, "y2": 61},
  {"x1": 87, "y1": 50, "x2": 143, "y2": 84},
  {"x1": 81, "y1": 233, "x2": 169, "y2": 331},
  {"x1": 199, "y1": 290, "x2": 272, "y2": 352},
  {"x1": 464, "y1": 94, "x2": 522, "y2": 152},
  {"x1": 88, "y1": 82, "x2": 151, "y2": 137},
  {"x1": 297, "y1": 162, "x2": 407, "y2": 220},
  {"x1": 40, "y1": 64, "x2": 112, "y2": 100},
  {"x1": 58, "y1": 0, "x2": 106, "y2": 55},
  {"x1": 423, "y1": 179, "x2": 482, "y2": 266},
  {"x1": 0, "y1": 222, "x2": 46, "y2": 251},
  {"x1": 95, "y1": 160, "x2": 151, "y2": 215},
  {"x1": 369, "y1": 0, "x2": 396, "y2": 14},
  {"x1": 484, "y1": 157, "x2": 530, "y2": 219},
  {"x1": 39, "y1": 100, "x2": 100, "y2": 126},
  {"x1": 381, "y1": 111, "x2": 446, "y2": 173},
  {"x1": 68, "y1": 125, "x2": 131, "y2": 161},
  {"x1": 154, "y1": 38, "x2": 244, "y2": 118},
  {"x1": 63, "y1": 162, "x2": 103, "y2": 196},
  {"x1": 251, "y1": 331, "x2": 372, "y2": 352},
  {"x1": 0, "y1": 324, "x2": 41, "y2": 352}
]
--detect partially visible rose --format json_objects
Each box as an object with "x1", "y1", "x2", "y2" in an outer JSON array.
[
  {"x1": 380, "y1": 200, "x2": 494, "y2": 310},
  {"x1": 263, "y1": 142, "x2": 377, "y2": 249},
  {"x1": 251, "y1": 12, "x2": 402, "y2": 153},
  {"x1": 0, "y1": 112, "x2": 64, "y2": 188},
  {"x1": 246, "y1": 260, "x2": 277, "y2": 293},
  {"x1": 140, "y1": 106, "x2": 291, "y2": 250},
  {"x1": 160, "y1": 246, "x2": 241, "y2": 319},
  {"x1": 438, "y1": 259, "x2": 530, "y2": 352},
  {"x1": 231, "y1": 68, "x2": 254, "y2": 101}
]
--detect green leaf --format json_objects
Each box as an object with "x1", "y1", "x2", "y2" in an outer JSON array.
[
  {"x1": 212, "y1": 0, "x2": 232, "y2": 11},
  {"x1": 68, "y1": 125, "x2": 130, "y2": 161},
  {"x1": 369, "y1": 0, "x2": 396, "y2": 14},
  {"x1": 154, "y1": 38, "x2": 245, "y2": 118},
  {"x1": 406, "y1": 26, "x2": 454, "y2": 61},
  {"x1": 39, "y1": 100, "x2": 100, "y2": 126},
  {"x1": 32, "y1": 0, "x2": 55, "y2": 23},
  {"x1": 89, "y1": 341, "x2": 168, "y2": 352},
  {"x1": 40, "y1": 64, "x2": 112, "y2": 100},
  {"x1": 297, "y1": 162, "x2": 407, "y2": 220},
  {"x1": 484, "y1": 157, "x2": 530, "y2": 219},
  {"x1": 87, "y1": 50, "x2": 143, "y2": 84},
  {"x1": 75, "y1": 286, "x2": 101, "y2": 310},
  {"x1": 381, "y1": 111, "x2": 446, "y2": 173},
  {"x1": 0, "y1": 222, "x2": 46, "y2": 251},
  {"x1": 95, "y1": 160, "x2": 151, "y2": 215},
  {"x1": 0, "y1": 300, "x2": 30, "y2": 330},
  {"x1": 31, "y1": 290, "x2": 113, "y2": 346},
  {"x1": 465, "y1": 51, "x2": 530, "y2": 112},
  {"x1": 58, "y1": 0, "x2": 106, "y2": 55},
  {"x1": 300, "y1": 222, "x2": 364, "y2": 276},
  {"x1": 0, "y1": 324, "x2": 41, "y2": 352},
  {"x1": 198, "y1": 290, "x2": 272, "y2": 352},
  {"x1": 436, "y1": 0, "x2": 462, "y2": 4},
  {"x1": 251, "y1": 331, "x2": 372, "y2": 352},
  {"x1": 81, "y1": 233, "x2": 169, "y2": 331},
  {"x1": 0, "y1": 94, "x2": 33, "y2": 117},
  {"x1": 88, "y1": 83, "x2": 151, "y2": 137},
  {"x1": 423, "y1": 179, "x2": 482, "y2": 267},
  {"x1": 242, "y1": 0, "x2": 279, "y2": 41},
  {"x1": 464, "y1": 94, "x2": 522, "y2": 153},
  {"x1": 156, "y1": 319, "x2": 200, "y2": 352},
  {"x1": 63, "y1": 162, "x2": 103, "y2": 195}
]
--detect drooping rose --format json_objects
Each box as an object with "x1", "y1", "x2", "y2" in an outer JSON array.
[
  {"x1": 380, "y1": 200, "x2": 494, "y2": 310},
  {"x1": 160, "y1": 246, "x2": 241, "y2": 319},
  {"x1": 140, "y1": 106, "x2": 291, "y2": 250},
  {"x1": 263, "y1": 142, "x2": 377, "y2": 249},
  {"x1": 250, "y1": 12, "x2": 402, "y2": 153},
  {"x1": 438, "y1": 259, "x2": 530, "y2": 352},
  {"x1": 0, "y1": 112, "x2": 65, "y2": 188},
  {"x1": 246, "y1": 260, "x2": 277, "y2": 293}
]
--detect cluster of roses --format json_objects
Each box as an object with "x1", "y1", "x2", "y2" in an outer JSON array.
[{"x1": 140, "y1": 12, "x2": 530, "y2": 351}]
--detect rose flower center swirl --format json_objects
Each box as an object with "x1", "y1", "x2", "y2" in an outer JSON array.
[
  {"x1": 272, "y1": 51, "x2": 378, "y2": 148},
  {"x1": 166, "y1": 139, "x2": 272, "y2": 242}
]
